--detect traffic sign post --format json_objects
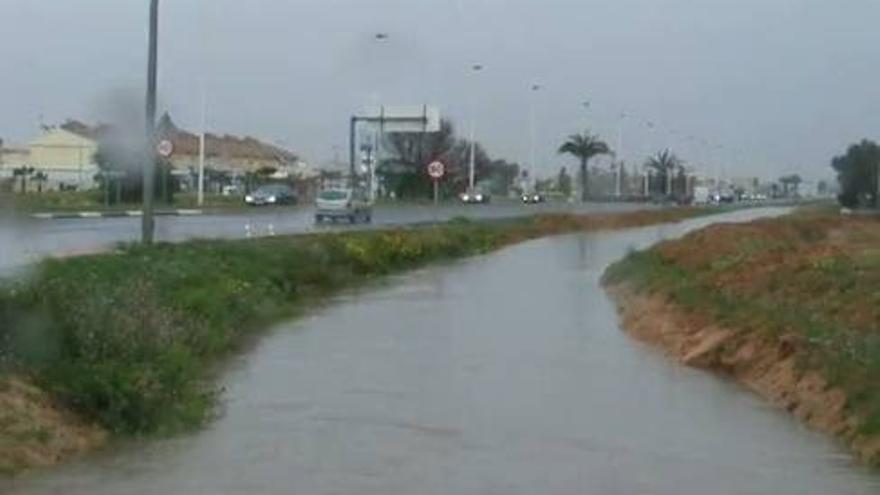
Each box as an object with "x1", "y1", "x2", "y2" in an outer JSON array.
[
  {"x1": 157, "y1": 139, "x2": 174, "y2": 158},
  {"x1": 427, "y1": 161, "x2": 445, "y2": 208}
]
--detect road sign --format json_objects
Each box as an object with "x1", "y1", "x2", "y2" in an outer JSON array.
[
  {"x1": 427, "y1": 161, "x2": 445, "y2": 179},
  {"x1": 157, "y1": 139, "x2": 174, "y2": 158}
]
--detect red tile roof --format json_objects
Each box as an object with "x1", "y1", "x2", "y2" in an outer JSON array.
[
  {"x1": 157, "y1": 114, "x2": 297, "y2": 163},
  {"x1": 58, "y1": 116, "x2": 298, "y2": 164}
]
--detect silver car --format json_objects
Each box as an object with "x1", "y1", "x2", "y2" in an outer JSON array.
[{"x1": 315, "y1": 188, "x2": 373, "y2": 224}]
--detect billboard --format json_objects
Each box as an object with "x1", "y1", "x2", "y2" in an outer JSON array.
[{"x1": 360, "y1": 105, "x2": 441, "y2": 133}]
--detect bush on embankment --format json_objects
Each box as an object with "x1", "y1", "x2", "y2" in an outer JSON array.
[
  {"x1": 0, "y1": 208, "x2": 712, "y2": 437},
  {"x1": 603, "y1": 209, "x2": 880, "y2": 463}
]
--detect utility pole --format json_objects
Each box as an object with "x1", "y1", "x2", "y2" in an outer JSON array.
[{"x1": 143, "y1": 0, "x2": 159, "y2": 244}]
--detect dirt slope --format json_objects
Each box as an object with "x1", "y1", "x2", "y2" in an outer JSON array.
[
  {"x1": 607, "y1": 285, "x2": 880, "y2": 465},
  {"x1": 0, "y1": 377, "x2": 106, "y2": 475}
]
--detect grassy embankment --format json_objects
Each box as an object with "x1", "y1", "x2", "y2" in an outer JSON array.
[
  {"x1": 603, "y1": 208, "x2": 880, "y2": 465},
  {"x1": 0, "y1": 207, "x2": 721, "y2": 473}
]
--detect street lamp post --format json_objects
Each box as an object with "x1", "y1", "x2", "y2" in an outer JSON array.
[
  {"x1": 468, "y1": 64, "x2": 483, "y2": 192},
  {"x1": 143, "y1": 0, "x2": 159, "y2": 244},
  {"x1": 369, "y1": 33, "x2": 389, "y2": 201},
  {"x1": 581, "y1": 101, "x2": 590, "y2": 131},
  {"x1": 529, "y1": 84, "x2": 541, "y2": 184},
  {"x1": 197, "y1": 4, "x2": 208, "y2": 207}
]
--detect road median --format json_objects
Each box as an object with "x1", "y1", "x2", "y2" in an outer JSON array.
[{"x1": 30, "y1": 209, "x2": 204, "y2": 220}]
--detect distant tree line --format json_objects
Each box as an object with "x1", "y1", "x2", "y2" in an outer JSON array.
[
  {"x1": 379, "y1": 120, "x2": 521, "y2": 199},
  {"x1": 832, "y1": 139, "x2": 880, "y2": 208},
  {"x1": 94, "y1": 144, "x2": 177, "y2": 206}
]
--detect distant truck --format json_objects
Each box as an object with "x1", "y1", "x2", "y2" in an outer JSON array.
[{"x1": 693, "y1": 186, "x2": 711, "y2": 205}]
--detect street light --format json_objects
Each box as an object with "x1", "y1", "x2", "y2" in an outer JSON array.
[
  {"x1": 468, "y1": 63, "x2": 484, "y2": 192},
  {"x1": 143, "y1": 0, "x2": 159, "y2": 244},
  {"x1": 581, "y1": 100, "x2": 590, "y2": 131},
  {"x1": 197, "y1": 2, "x2": 210, "y2": 207},
  {"x1": 368, "y1": 32, "x2": 389, "y2": 201},
  {"x1": 529, "y1": 84, "x2": 542, "y2": 183}
]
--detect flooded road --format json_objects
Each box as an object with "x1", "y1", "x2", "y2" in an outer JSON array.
[{"x1": 4, "y1": 207, "x2": 878, "y2": 494}]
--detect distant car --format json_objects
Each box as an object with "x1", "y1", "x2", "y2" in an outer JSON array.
[
  {"x1": 222, "y1": 184, "x2": 243, "y2": 196},
  {"x1": 244, "y1": 184, "x2": 296, "y2": 206},
  {"x1": 315, "y1": 188, "x2": 373, "y2": 224},
  {"x1": 521, "y1": 192, "x2": 545, "y2": 204},
  {"x1": 460, "y1": 190, "x2": 491, "y2": 204}
]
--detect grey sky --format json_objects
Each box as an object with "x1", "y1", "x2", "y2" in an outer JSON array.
[{"x1": 1, "y1": 0, "x2": 879, "y2": 181}]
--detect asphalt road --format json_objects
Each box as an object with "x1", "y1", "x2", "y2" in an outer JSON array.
[{"x1": 0, "y1": 201, "x2": 654, "y2": 275}]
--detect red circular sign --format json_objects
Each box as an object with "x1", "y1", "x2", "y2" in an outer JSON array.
[
  {"x1": 427, "y1": 161, "x2": 445, "y2": 179},
  {"x1": 157, "y1": 139, "x2": 174, "y2": 158}
]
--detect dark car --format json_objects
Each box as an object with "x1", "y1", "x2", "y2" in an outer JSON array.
[
  {"x1": 521, "y1": 192, "x2": 545, "y2": 204},
  {"x1": 244, "y1": 185, "x2": 297, "y2": 206},
  {"x1": 460, "y1": 189, "x2": 491, "y2": 204}
]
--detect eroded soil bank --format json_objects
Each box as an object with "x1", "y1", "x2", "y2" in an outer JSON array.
[
  {"x1": 0, "y1": 377, "x2": 105, "y2": 475},
  {"x1": 603, "y1": 209, "x2": 880, "y2": 467},
  {"x1": 606, "y1": 286, "x2": 880, "y2": 465}
]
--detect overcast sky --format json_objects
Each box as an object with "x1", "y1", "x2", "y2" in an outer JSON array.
[{"x1": 1, "y1": 0, "x2": 879, "y2": 181}]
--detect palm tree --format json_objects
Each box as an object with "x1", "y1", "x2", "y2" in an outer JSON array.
[
  {"x1": 32, "y1": 171, "x2": 49, "y2": 193},
  {"x1": 558, "y1": 132, "x2": 611, "y2": 201},
  {"x1": 645, "y1": 150, "x2": 682, "y2": 196},
  {"x1": 12, "y1": 166, "x2": 34, "y2": 194}
]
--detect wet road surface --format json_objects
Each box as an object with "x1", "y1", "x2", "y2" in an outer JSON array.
[
  {"x1": 4, "y1": 207, "x2": 878, "y2": 494},
  {"x1": 0, "y1": 201, "x2": 649, "y2": 275}
]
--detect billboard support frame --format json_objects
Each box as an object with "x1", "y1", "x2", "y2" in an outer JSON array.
[{"x1": 348, "y1": 105, "x2": 439, "y2": 184}]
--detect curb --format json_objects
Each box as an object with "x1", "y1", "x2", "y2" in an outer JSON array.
[{"x1": 32, "y1": 210, "x2": 204, "y2": 220}]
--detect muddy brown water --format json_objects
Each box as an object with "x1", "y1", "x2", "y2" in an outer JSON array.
[{"x1": 4, "y1": 207, "x2": 879, "y2": 494}]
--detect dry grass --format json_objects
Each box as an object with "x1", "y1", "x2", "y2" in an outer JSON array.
[{"x1": 0, "y1": 377, "x2": 106, "y2": 475}]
